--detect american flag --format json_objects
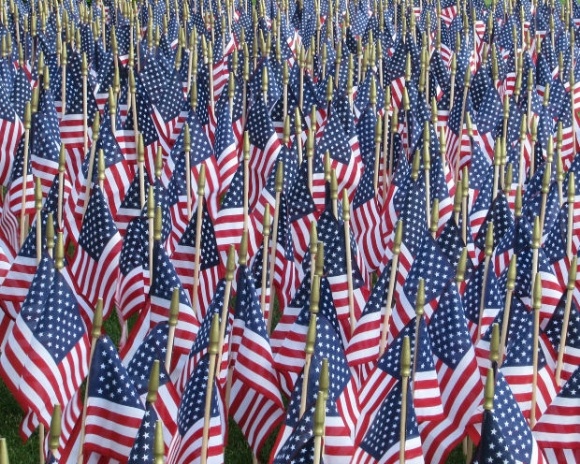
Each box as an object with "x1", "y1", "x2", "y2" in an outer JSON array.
[
  {"x1": 115, "y1": 217, "x2": 149, "y2": 327},
  {"x1": 533, "y1": 364, "x2": 580, "y2": 463},
  {"x1": 149, "y1": 240, "x2": 200, "y2": 373},
  {"x1": 271, "y1": 403, "x2": 317, "y2": 464},
  {"x1": 246, "y1": 95, "x2": 282, "y2": 209},
  {"x1": 317, "y1": 207, "x2": 369, "y2": 341},
  {"x1": 128, "y1": 402, "x2": 160, "y2": 463},
  {"x1": 69, "y1": 185, "x2": 122, "y2": 321},
  {"x1": 352, "y1": 113, "x2": 383, "y2": 272},
  {"x1": 320, "y1": 95, "x2": 363, "y2": 201},
  {"x1": 288, "y1": 154, "x2": 318, "y2": 264},
  {"x1": 213, "y1": 99, "x2": 240, "y2": 197},
  {"x1": 228, "y1": 262, "x2": 285, "y2": 455},
  {"x1": 214, "y1": 163, "x2": 246, "y2": 255},
  {"x1": 272, "y1": 315, "x2": 358, "y2": 463},
  {"x1": 84, "y1": 335, "x2": 145, "y2": 461},
  {"x1": 59, "y1": 52, "x2": 98, "y2": 182},
  {"x1": 463, "y1": 259, "x2": 503, "y2": 343},
  {"x1": 0, "y1": 227, "x2": 42, "y2": 329},
  {"x1": 419, "y1": 281, "x2": 483, "y2": 463},
  {"x1": 140, "y1": 53, "x2": 186, "y2": 156},
  {"x1": 126, "y1": 322, "x2": 180, "y2": 450},
  {"x1": 171, "y1": 203, "x2": 221, "y2": 321},
  {"x1": 499, "y1": 298, "x2": 558, "y2": 422},
  {"x1": 356, "y1": 314, "x2": 444, "y2": 442},
  {"x1": 0, "y1": 139, "x2": 35, "y2": 257},
  {"x1": 542, "y1": 295, "x2": 580, "y2": 385},
  {"x1": 0, "y1": 70, "x2": 24, "y2": 187},
  {"x1": 346, "y1": 259, "x2": 394, "y2": 381},
  {"x1": 0, "y1": 256, "x2": 90, "y2": 431},
  {"x1": 167, "y1": 354, "x2": 225, "y2": 464},
  {"x1": 470, "y1": 372, "x2": 547, "y2": 464},
  {"x1": 115, "y1": 170, "x2": 150, "y2": 237},
  {"x1": 354, "y1": 377, "x2": 424, "y2": 463}
]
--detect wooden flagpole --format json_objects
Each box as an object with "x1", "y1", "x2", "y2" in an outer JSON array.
[
  {"x1": 461, "y1": 168, "x2": 469, "y2": 245},
  {"x1": 531, "y1": 217, "x2": 540, "y2": 293},
  {"x1": 76, "y1": 297, "x2": 103, "y2": 464},
  {"x1": 0, "y1": 437, "x2": 9, "y2": 464},
  {"x1": 217, "y1": 246, "x2": 236, "y2": 384},
  {"x1": 424, "y1": 123, "x2": 431, "y2": 228},
  {"x1": 300, "y1": 277, "x2": 319, "y2": 419},
  {"x1": 295, "y1": 109, "x2": 303, "y2": 167},
  {"x1": 267, "y1": 162, "x2": 284, "y2": 334},
  {"x1": 81, "y1": 112, "x2": 101, "y2": 221},
  {"x1": 82, "y1": 53, "x2": 88, "y2": 156},
  {"x1": 164, "y1": 288, "x2": 181, "y2": 373},
  {"x1": 60, "y1": 45, "x2": 67, "y2": 120},
  {"x1": 191, "y1": 165, "x2": 206, "y2": 312},
  {"x1": 567, "y1": 173, "x2": 575, "y2": 258},
  {"x1": 154, "y1": 420, "x2": 165, "y2": 464},
  {"x1": 200, "y1": 313, "x2": 220, "y2": 464},
  {"x1": 538, "y1": 163, "x2": 551, "y2": 236},
  {"x1": 498, "y1": 255, "x2": 517, "y2": 365},
  {"x1": 476, "y1": 223, "x2": 494, "y2": 344},
  {"x1": 373, "y1": 116, "x2": 383, "y2": 196},
  {"x1": 530, "y1": 273, "x2": 541, "y2": 428},
  {"x1": 430, "y1": 199, "x2": 440, "y2": 239},
  {"x1": 399, "y1": 335, "x2": 411, "y2": 463},
  {"x1": 379, "y1": 220, "x2": 404, "y2": 357},
  {"x1": 313, "y1": 388, "x2": 326, "y2": 464},
  {"x1": 34, "y1": 178, "x2": 42, "y2": 260},
  {"x1": 48, "y1": 404, "x2": 62, "y2": 458},
  {"x1": 309, "y1": 222, "x2": 318, "y2": 284},
  {"x1": 242, "y1": 133, "x2": 250, "y2": 232},
  {"x1": 342, "y1": 190, "x2": 356, "y2": 336},
  {"x1": 555, "y1": 256, "x2": 577, "y2": 385},
  {"x1": 226, "y1": 230, "x2": 248, "y2": 409},
  {"x1": 19, "y1": 102, "x2": 31, "y2": 247},
  {"x1": 260, "y1": 206, "x2": 271, "y2": 315},
  {"x1": 412, "y1": 279, "x2": 425, "y2": 383},
  {"x1": 454, "y1": 68, "x2": 471, "y2": 181}
]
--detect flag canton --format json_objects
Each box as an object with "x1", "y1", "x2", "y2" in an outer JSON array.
[
  {"x1": 288, "y1": 161, "x2": 316, "y2": 223},
  {"x1": 140, "y1": 55, "x2": 183, "y2": 122},
  {"x1": 429, "y1": 283, "x2": 473, "y2": 368},
  {"x1": 318, "y1": 110, "x2": 352, "y2": 165},
  {"x1": 312, "y1": 316, "x2": 351, "y2": 411},
  {"x1": 214, "y1": 104, "x2": 235, "y2": 157},
  {"x1": 556, "y1": 365, "x2": 580, "y2": 400},
  {"x1": 177, "y1": 355, "x2": 220, "y2": 434},
  {"x1": 437, "y1": 220, "x2": 467, "y2": 269},
  {"x1": 178, "y1": 112, "x2": 214, "y2": 166},
  {"x1": 401, "y1": 174, "x2": 428, "y2": 257},
  {"x1": 464, "y1": 261, "x2": 502, "y2": 327},
  {"x1": 247, "y1": 95, "x2": 275, "y2": 150},
  {"x1": 179, "y1": 206, "x2": 220, "y2": 270},
  {"x1": 22, "y1": 255, "x2": 56, "y2": 329},
  {"x1": 127, "y1": 78, "x2": 158, "y2": 146},
  {"x1": 126, "y1": 322, "x2": 170, "y2": 395},
  {"x1": 88, "y1": 336, "x2": 143, "y2": 408},
  {"x1": 150, "y1": 242, "x2": 191, "y2": 305},
  {"x1": 475, "y1": 87, "x2": 502, "y2": 135},
  {"x1": 128, "y1": 402, "x2": 159, "y2": 464},
  {"x1": 502, "y1": 301, "x2": 547, "y2": 368},
  {"x1": 404, "y1": 235, "x2": 454, "y2": 305},
  {"x1": 79, "y1": 187, "x2": 118, "y2": 261},
  {"x1": 235, "y1": 266, "x2": 261, "y2": 323},
  {"x1": 11, "y1": 68, "x2": 31, "y2": 122},
  {"x1": 96, "y1": 113, "x2": 125, "y2": 168},
  {"x1": 487, "y1": 373, "x2": 536, "y2": 462},
  {"x1": 273, "y1": 406, "x2": 316, "y2": 464},
  {"x1": 219, "y1": 165, "x2": 244, "y2": 209},
  {"x1": 34, "y1": 270, "x2": 85, "y2": 364},
  {"x1": 360, "y1": 380, "x2": 419, "y2": 458},
  {"x1": 543, "y1": 297, "x2": 580, "y2": 355}
]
